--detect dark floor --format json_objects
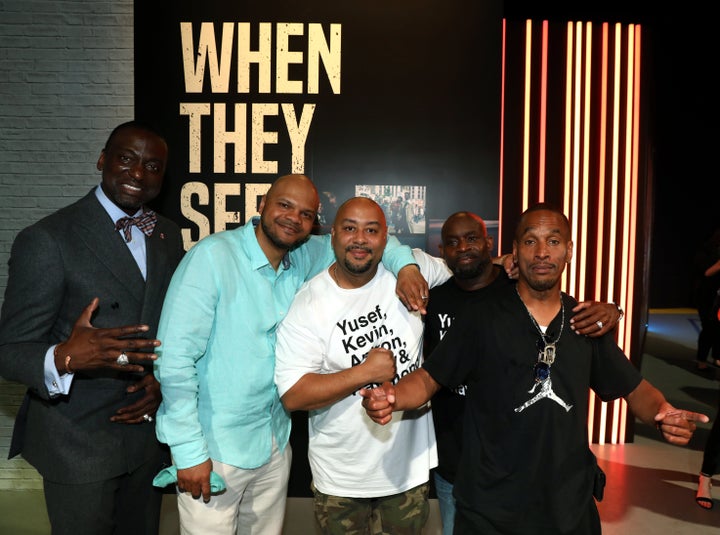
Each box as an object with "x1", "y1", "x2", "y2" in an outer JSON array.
[
  {"x1": 592, "y1": 309, "x2": 719, "y2": 534},
  {"x1": 1, "y1": 310, "x2": 718, "y2": 534}
]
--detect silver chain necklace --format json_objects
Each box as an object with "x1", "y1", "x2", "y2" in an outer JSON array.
[{"x1": 515, "y1": 285, "x2": 564, "y2": 367}]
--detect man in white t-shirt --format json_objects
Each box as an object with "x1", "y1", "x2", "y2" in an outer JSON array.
[{"x1": 275, "y1": 196, "x2": 450, "y2": 534}]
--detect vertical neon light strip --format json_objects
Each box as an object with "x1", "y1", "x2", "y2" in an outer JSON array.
[
  {"x1": 538, "y1": 21, "x2": 549, "y2": 199},
  {"x1": 620, "y1": 24, "x2": 635, "y2": 353},
  {"x1": 504, "y1": 19, "x2": 641, "y2": 444},
  {"x1": 620, "y1": 22, "x2": 634, "y2": 353},
  {"x1": 578, "y1": 22, "x2": 593, "y2": 302},
  {"x1": 612, "y1": 24, "x2": 633, "y2": 440},
  {"x1": 608, "y1": 26, "x2": 621, "y2": 320},
  {"x1": 617, "y1": 25, "x2": 642, "y2": 443},
  {"x1": 606, "y1": 25, "x2": 624, "y2": 443},
  {"x1": 499, "y1": 19, "x2": 507, "y2": 252},
  {"x1": 561, "y1": 22, "x2": 574, "y2": 291},
  {"x1": 588, "y1": 23, "x2": 610, "y2": 443},
  {"x1": 567, "y1": 22, "x2": 583, "y2": 299},
  {"x1": 523, "y1": 19, "x2": 533, "y2": 208},
  {"x1": 596, "y1": 24, "x2": 609, "y2": 317}
]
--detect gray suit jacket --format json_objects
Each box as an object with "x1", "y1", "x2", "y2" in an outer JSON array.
[{"x1": 0, "y1": 188, "x2": 185, "y2": 484}]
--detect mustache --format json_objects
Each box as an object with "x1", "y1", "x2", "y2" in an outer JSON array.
[
  {"x1": 346, "y1": 245, "x2": 372, "y2": 253},
  {"x1": 455, "y1": 252, "x2": 479, "y2": 261},
  {"x1": 279, "y1": 218, "x2": 303, "y2": 231},
  {"x1": 530, "y1": 262, "x2": 556, "y2": 269}
]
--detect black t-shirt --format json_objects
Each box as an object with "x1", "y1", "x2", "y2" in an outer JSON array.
[
  {"x1": 423, "y1": 283, "x2": 642, "y2": 534},
  {"x1": 424, "y1": 266, "x2": 510, "y2": 483}
]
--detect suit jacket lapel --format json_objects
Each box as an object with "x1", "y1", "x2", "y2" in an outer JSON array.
[
  {"x1": 72, "y1": 192, "x2": 146, "y2": 304},
  {"x1": 143, "y1": 222, "x2": 174, "y2": 326}
]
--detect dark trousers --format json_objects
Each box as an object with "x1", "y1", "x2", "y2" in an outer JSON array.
[
  {"x1": 453, "y1": 499, "x2": 601, "y2": 535},
  {"x1": 696, "y1": 299, "x2": 720, "y2": 362},
  {"x1": 43, "y1": 456, "x2": 163, "y2": 535},
  {"x1": 701, "y1": 388, "x2": 720, "y2": 476}
]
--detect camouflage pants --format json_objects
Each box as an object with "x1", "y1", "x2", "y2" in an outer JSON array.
[{"x1": 312, "y1": 481, "x2": 430, "y2": 535}]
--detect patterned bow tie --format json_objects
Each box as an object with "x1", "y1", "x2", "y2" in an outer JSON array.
[{"x1": 115, "y1": 209, "x2": 158, "y2": 242}]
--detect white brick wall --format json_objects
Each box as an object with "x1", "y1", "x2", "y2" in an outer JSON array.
[{"x1": 0, "y1": 0, "x2": 134, "y2": 490}]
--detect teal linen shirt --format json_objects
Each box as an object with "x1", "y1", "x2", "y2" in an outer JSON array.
[{"x1": 154, "y1": 219, "x2": 415, "y2": 470}]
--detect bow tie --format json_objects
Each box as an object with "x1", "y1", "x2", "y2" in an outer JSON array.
[{"x1": 115, "y1": 210, "x2": 158, "y2": 242}]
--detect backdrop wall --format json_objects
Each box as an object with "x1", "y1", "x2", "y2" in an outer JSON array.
[{"x1": 134, "y1": 1, "x2": 503, "y2": 253}]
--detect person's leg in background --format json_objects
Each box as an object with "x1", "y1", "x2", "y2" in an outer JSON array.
[
  {"x1": 696, "y1": 392, "x2": 720, "y2": 510},
  {"x1": 696, "y1": 296, "x2": 719, "y2": 369},
  {"x1": 433, "y1": 471, "x2": 455, "y2": 535}
]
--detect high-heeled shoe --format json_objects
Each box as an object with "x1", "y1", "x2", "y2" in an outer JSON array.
[{"x1": 696, "y1": 473, "x2": 714, "y2": 510}]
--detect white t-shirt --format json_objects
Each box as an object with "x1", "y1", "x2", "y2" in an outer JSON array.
[{"x1": 275, "y1": 250, "x2": 450, "y2": 497}]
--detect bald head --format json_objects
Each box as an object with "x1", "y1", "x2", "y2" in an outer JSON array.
[
  {"x1": 439, "y1": 211, "x2": 494, "y2": 282},
  {"x1": 257, "y1": 174, "x2": 320, "y2": 255},
  {"x1": 514, "y1": 202, "x2": 570, "y2": 242},
  {"x1": 441, "y1": 212, "x2": 488, "y2": 243},
  {"x1": 512, "y1": 202, "x2": 573, "y2": 292},
  {"x1": 334, "y1": 196, "x2": 388, "y2": 229},
  {"x1": 265, "y1": 174, "x2": 319, "y2": 210},
  {"x1": 331, "y1": 197, "x2": 388, "y2": 286}
]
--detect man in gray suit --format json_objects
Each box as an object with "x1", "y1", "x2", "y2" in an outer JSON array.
[{"x1": 0, "y1": 121, "x2": 185, "y2": 535}]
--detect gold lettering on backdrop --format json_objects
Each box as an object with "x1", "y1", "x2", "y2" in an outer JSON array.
[
  {"x1": 179, "y1": 102, "x2": 316, "y2": 175},
  {"x1": 180, "y1": 21, "x2": 341, "y2": 94},
  {"x1": 177, "y1": 21, "x2": 341, "y2": 250},
  {"x1": 245, "y1": 183, "x2": 272, "y2": 219},
  {"x1": 283, "y1": 103, "x2": 316, "y2": 172},
  {"x1": 180, "y1": 182, "x2": 273, "y2": 249},
  {"x1": 213, "y1": 103, "x2": 247, "y2": 173},
  {"x1": 237, "y1": 22, "x2": 273, "y2": 93},
  {"x1": 180, "y1": 182, "x2": 210, "y2": 248},
  {"x1": 180, "y1": 103, "x2": 211, "y2": 173}
]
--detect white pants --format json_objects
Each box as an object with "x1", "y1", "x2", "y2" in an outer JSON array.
[{"x1": 178, "y1": 443, "x2": 292, "y2": 535}]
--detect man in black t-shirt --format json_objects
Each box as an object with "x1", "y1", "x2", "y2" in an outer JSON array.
[
  {"x1": 425, "y1": 211, "x2": 625, "y2": 534},
  {"x1": 375, "y1": 206, "x2": 708, "y2": 535}
]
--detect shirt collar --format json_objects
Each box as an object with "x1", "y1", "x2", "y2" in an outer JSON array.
[{"x1": 250, "y1": 216, "x2": 291, "y2": 270}]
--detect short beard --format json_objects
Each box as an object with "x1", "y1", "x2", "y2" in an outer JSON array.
[
  {"x1": 343, "y1": 247, "x2": 374, "y2": 275},
  {"x1": 261, "y1": 216, "x2": 308, "y2": 251},
  {"x1": 525, "y1": 275, "x2": 559, "y2": 292},
  {"x1": 451, "y1": 256, "x2": 491, "y2": 280}
]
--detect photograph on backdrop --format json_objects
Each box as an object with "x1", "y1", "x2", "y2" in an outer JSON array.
[{"x1": 355, "y1": 185, "x2": 426, "y2": 236}]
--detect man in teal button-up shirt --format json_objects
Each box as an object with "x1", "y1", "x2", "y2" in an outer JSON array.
[{"x1": 154, "y1": 175, "x2": 427, "y2": 535}]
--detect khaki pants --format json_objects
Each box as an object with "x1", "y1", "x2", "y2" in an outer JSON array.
[{"x1": 178, "y1": 443, "x2": 292, "y2": 535}]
